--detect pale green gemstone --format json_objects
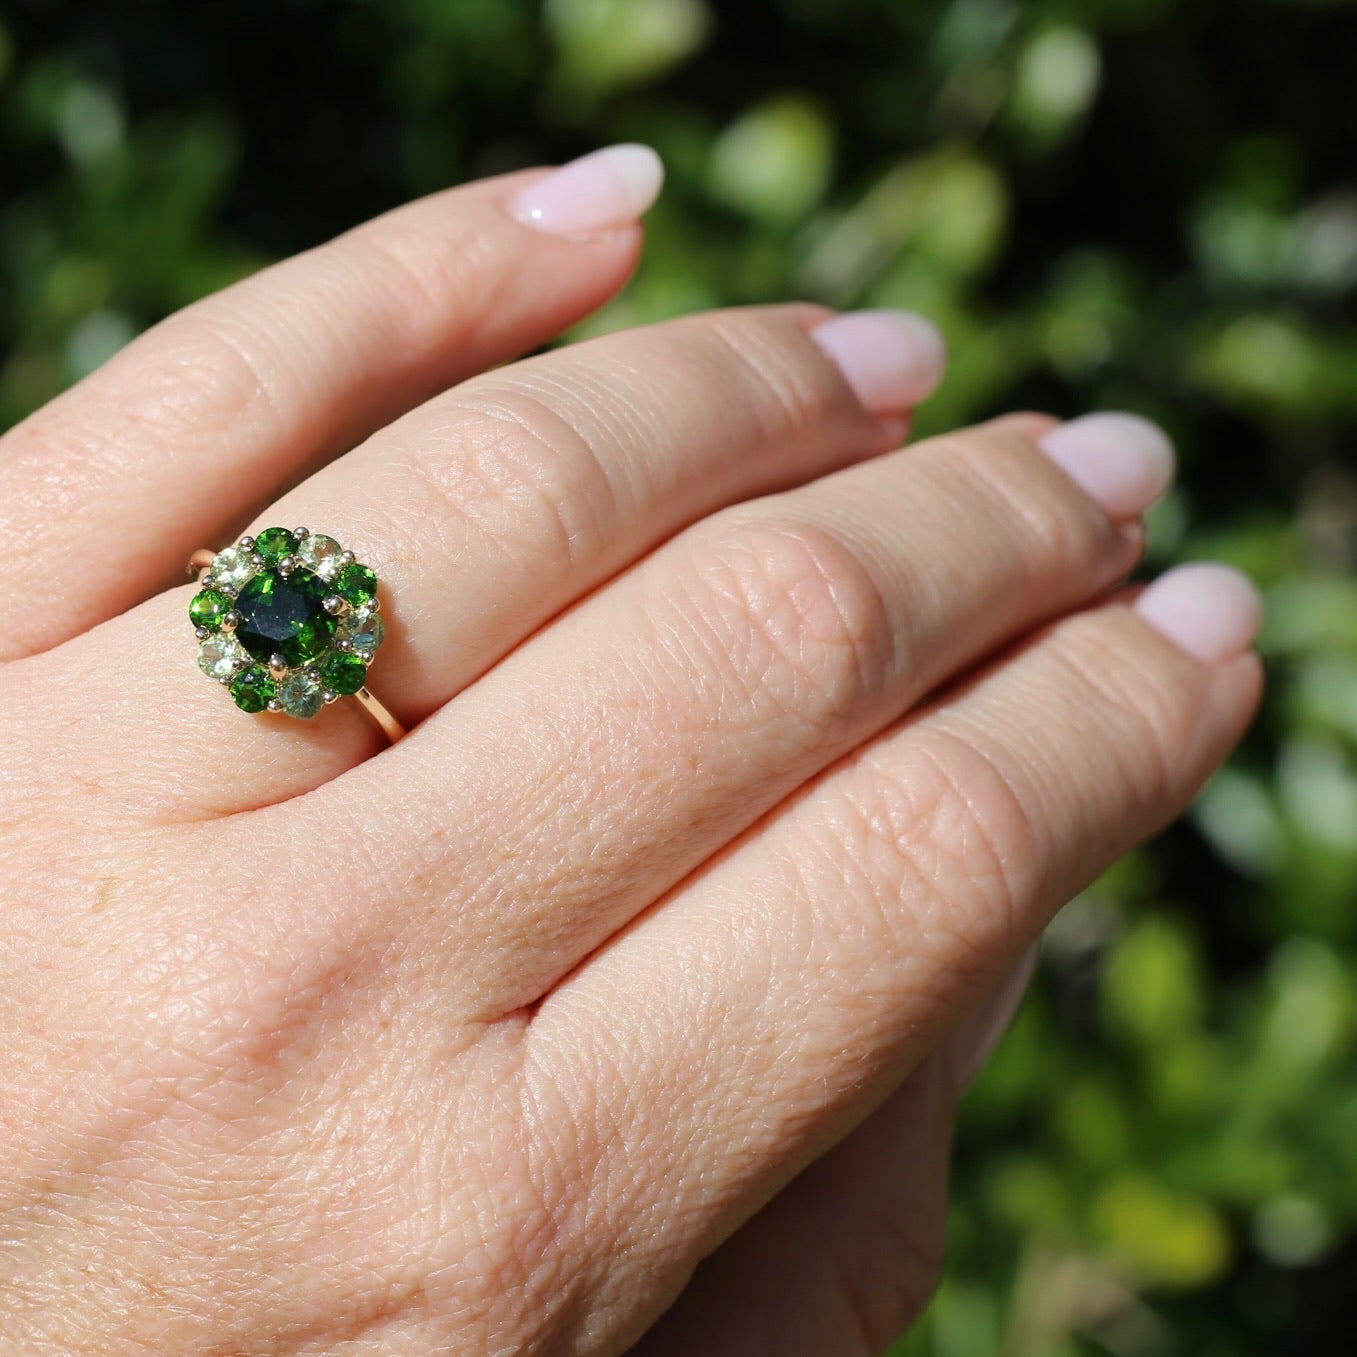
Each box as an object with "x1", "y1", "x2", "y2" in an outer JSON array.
[
  {"x1": 198, "y1": 634, "x2": 247, "y2": 680},
  {"x1": 338, "y1": 605, "x2": 385, "y2": 656},
  {"x1": 297, "y1": 533, "x2": 344, "y2": 579},
  {"x1": 210, "y1": 545, "x2": 256, "y2": 589},
  {"x1": 277, "y1": 670, "x2": 324, "y2": 719}
]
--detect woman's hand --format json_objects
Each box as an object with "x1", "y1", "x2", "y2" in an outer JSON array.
[{"x1": 0, "y1": 146, "x2": 1262, "y2": 1355}]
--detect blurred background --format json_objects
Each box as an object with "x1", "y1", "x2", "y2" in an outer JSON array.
[{"x1": 2, "y1": 0, "x2": 1355, "y2": 1351}]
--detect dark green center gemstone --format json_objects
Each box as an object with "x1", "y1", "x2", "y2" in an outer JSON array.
[
  {"x1": 234, "y1": 568, "x2": 337, "y2": 667},
  {"x1": 335, "y1": 562, "x2": 378, "y2": 605},
  {"x1": 230, "y1": 664, "x2": 276, "y2": 713},
  {"x1": 189, "y1": 587, "x2": 231, "y2": 632},
  {"x1": 254, "y1": 526, "x2": 299, "y2": 565},
  {"x1": 321, "y1": 651, "x2": 367, "y2": 696}
]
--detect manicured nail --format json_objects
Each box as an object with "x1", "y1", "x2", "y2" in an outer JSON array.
[
  {"x1": 1037, "y1": 413, "x2": 1176, "y2": 519},
  {"x1": 1135, "y1": 563, "x2": 1263, "y2": 664},
  {"x1": 810, "y1": 310, "x2": 947, "y2": 416},
  {"x1": 947, "y1": 945, "x2": 1039, "y2": 1091},
  {"x1": 508, "y1": 144, "x2": 664, "y2": 238}
]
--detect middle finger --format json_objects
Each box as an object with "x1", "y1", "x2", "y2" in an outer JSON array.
[
  {"x1": 30, "y1": 306, "x2": 941, "y2": 817},
  {"x1": 314, "y1": 410, "x2": 1170, "y2": 1017}
]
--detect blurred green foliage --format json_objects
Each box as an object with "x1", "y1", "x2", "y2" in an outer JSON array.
[{"x1": 3, "y1": 0, "x2": 1356, "y2": 1350}]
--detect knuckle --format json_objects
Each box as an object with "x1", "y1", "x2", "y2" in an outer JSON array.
[
  {"x1": 140, "y1": 932, "x2": 362, "y2": 1123},
  {"x1": 386, "y1": 390, "x2": 620, "y2": 577},
  {"x1": 131, "y1": 308, "x2": 288, "y2": 438},
  {"x1": 831, "y1": 731, "x2": 1037, "y2": 975},
  {"x1": 2, "y1": 309, "x2": 278, "y2": 483},
  {"x1": 1051, "y1": 617, "x2": 1196, "y2": 809},
  {"x1": 906, "y1": 730, "x2": 1041, "y2": 931},
  {"x1": 928, "y1": 426, "x2": 1108, "y2": 581},
  {"x1": 686, "y1": 513, "x2": 897, "y2": 734},
  {"x1": 341, "y1": 213, "x2": 505, "y2": 341},
  {"x1": 692, "y1": 308, "x2": 859, "y2": 440}
]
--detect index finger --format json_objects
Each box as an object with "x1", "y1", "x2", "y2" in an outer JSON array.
[{"x1": 0, "y1": 145, "x2": 662, "y2": 660}]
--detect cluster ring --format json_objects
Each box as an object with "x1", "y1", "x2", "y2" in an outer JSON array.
[{"x1": 187, "y1": 527, "x2": 404, "y2": 744}]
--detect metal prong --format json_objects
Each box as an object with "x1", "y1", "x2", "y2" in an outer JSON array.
[
  {"x1": 322, "y1": 689, "x2": 339, "y2": 704},
  {"x1": 322, "y1": 595, "x2": 347, "y2": 615},
  {"x1": 294, "y1": 527, "x2": 309, "y2": 540},
  {"x1": 239, "y1": 535, "x2": 255, "y2": 550},
  {"x1": 199, "y1": 574, "x2": 216, "y2": 590},
  {"x1": 268, "y1": 654, "x2": 288, "y2": 676},
  {"x1": 252, "y1": 553, "x2": 265, "y2": 569},
  {"x1": 278, "y1": 556, "x2": 297, "y2": 575},
  {"x1": 223, "y1": 611, "x2": 242, "y2": 631},
  {"x1": 339, "y1": 550, "x2": 356, "y2": 566},
  {"x1": 266, "y1": 699, "x2": 282, "y2": 713},
  {"x1": 195, "y1": 626, "x2": 209, "y2": 640}
]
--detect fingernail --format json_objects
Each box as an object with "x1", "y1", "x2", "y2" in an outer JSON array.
[
  {"x1": 810, "y1": 310, "x2": 948, "y2": 416},
  {"x1": 508, "y1": 144, "x2": 665, "y2": 237},
  {"x1": 1037, "y1": 413, "x2": 1176, "y2": 519},
  {"x1": 947, "y1": 945, "x2": 1039, "y2": 1091},
  {"x1": 1134, "y1": 563, "x2": 1263, "y2": 664}
]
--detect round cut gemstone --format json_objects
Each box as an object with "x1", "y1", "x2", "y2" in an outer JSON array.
[
  {"x1": 338, "y1": 605, "x2": 384, "y2": 656},
  {"x1": 277, "y1": 671, "x2": 324, "y2": 719},
  {"x1": 198, "y1": 634, "x2": 247, "y2": 680},
  {"x1": 234, "y1": 568, "x2": 336, "y2": 667},
  {"x1": 210, "y1": 546, "x2": 255, "y2": 590},
  {"x1": 189, "y1": 587, "x2": 231, "y2": 632},
  {"x1": 296, "y1": 533, "x2": 343, "y2": 579},
  {"x1": 254, "y1": 527, "x2": 299, "y2": 565},
  {"x1": 335, "y1": 562, "x2": 378, "y2": 606},
  {"x1": 230, "y1": 664, "x2": 275, "y2": 713},
  {"x1": 321, "y1": 651, "x2": 367, "y2": 696}
]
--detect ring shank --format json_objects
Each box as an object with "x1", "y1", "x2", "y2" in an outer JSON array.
[
  {"x1": 189, "y1": 549, "x2": 405, "y2": 745},
  {"x1": 354, "y1": 687, "x2": 406, "y2": 744}
]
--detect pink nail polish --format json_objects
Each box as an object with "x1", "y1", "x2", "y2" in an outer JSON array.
[
  {"x1": 1134, "y1": 563, "x2": 1263, "y2": 664},
  {"x1": 508, "y1": 144, "x2": 665, "y2": 238},
  {"x1": 947, "y1": 945, "x2": 1039, "y2": 1090},
  {"x1": 810, "y1": 311, "x2": 948, "y2": 415},
  {"x1": 1037, "y1": 413, "x2": 1176, "y2": 519}
]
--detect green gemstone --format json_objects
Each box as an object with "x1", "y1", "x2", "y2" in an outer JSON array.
[
  {"x1": 254, "y1": 527, "x2": 299, "y2": 565},
  {"x1": 198, "y1": 634, "x2": 247, "y2": 680},
  {"x1": 235, "y1": 568, "x2": 336, "y2": 667},
  {"x1": 296, "y1": 533, "x2": 343, "y2": 579},
  {"x1": 322, "y1": 651, "x2": 368, "y2": 696},
  {"x1": 338, "y1": 605, "x2": 384, "y2": 656},
  {"x1": 209, "y1": 545, "x2": 256, "y2": 590},
  {"x1": 277, "y1": 671, "x2": 324, "y2": 719},
  {"x1": 335, "y1": 562, "x2": 378, "y2": 605},
  {"x1": 229, "y1": 664, "x2": 276, "y2": 713},
  {"x1": 189, "y1": 587, "x2": 232, "y2": 632}
]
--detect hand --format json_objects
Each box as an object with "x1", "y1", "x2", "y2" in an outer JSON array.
[{"x1": 0, "y1": 145, "x2": 1262, "y2": 1355}]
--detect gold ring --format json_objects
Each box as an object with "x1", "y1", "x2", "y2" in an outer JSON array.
[{"x1": 187, "y1": 528, "x2": 404, "y2": 744}]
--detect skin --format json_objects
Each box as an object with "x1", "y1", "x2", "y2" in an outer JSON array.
[{"x1": 0, "y1": 167, "x2": 1261, "y2": 1354}]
